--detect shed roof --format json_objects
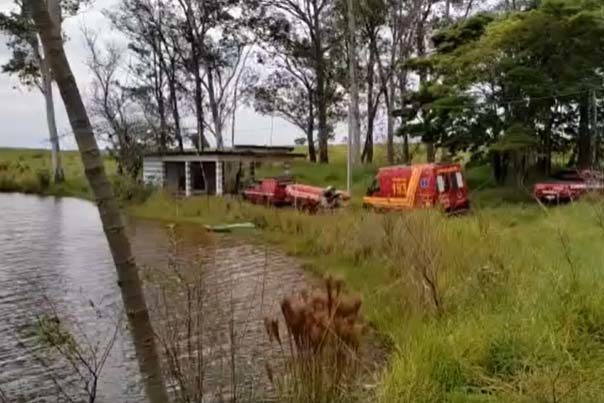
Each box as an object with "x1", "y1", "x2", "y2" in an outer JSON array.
[{"x1": 144, "y1": 147, "x2": 305, "y2": 161}]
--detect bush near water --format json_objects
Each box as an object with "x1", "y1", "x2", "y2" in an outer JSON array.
[{"x1": 3, "y1": 146, "x2": 604, "y2": 402}]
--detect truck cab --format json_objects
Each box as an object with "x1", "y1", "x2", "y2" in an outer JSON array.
[{"x1": 364, "y1": 163, "x2": 470, "y2": 213}]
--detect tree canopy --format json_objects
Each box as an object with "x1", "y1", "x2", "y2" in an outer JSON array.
[{"x1": 403, "y1": 0, "x2": 604, "y2": 182}]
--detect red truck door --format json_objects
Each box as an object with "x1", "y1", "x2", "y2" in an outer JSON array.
[{"x1": 436, "y1": 167, "x2": 468, "y2": 212}]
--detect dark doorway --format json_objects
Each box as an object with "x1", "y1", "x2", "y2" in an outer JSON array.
[
  {"x1": 191, "y1": 162, "x2": 206, "y2": 193},
  {"x1": 164, "y1": 162, "x2": 186, "y2": 194},
  {"x1": 203, "y1": 162, "x2": 217, "y2": 194}
]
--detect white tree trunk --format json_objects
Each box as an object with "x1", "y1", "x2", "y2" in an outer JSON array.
[
  {"x1": 40, "y1": 55, "x2": 64, "y2": 182},
  {"x1": 347, "y1": 0, "x2": 361, "y2": 166},
  {"x1": 45, "y1": 0, "x2": 64, "y2": 182}
]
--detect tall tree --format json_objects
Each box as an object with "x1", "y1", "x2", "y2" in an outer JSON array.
[
  {"x1": 358, "y1": 0, "x2": 387, "y2": 164},
  {"x1": 26, "y1": 1, "x2": 168, "y2": 401},
  {"x1": 84, "y1": 31, "x2": 152, "y2": 179},
  {"x1": 367, "y1": 0, "x2": 432, "y2": 164},
  {"x1": 173, "y1": 0, "x2": 249, "y2": 150},
  {"x1": 0, "y1": 0, "x2": 66, "y2": 182},
  {"x1": 258, "y1": 0, "x2": 344, "y2": 163},
  {"x1": 250, "y1": 66, "x2": 318, "y2": 161},
  {"x1": 110, "y1": 0, "x2": 183, "y2": 151}
]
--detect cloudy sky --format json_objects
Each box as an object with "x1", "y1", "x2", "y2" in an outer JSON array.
[{"x1": 0, "y1": 0, "x2": 306, "y2": 150}]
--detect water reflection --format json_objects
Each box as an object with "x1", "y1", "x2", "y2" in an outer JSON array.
[{"x1": 0, "y1": 194, "x2": 308, "y2": 402}]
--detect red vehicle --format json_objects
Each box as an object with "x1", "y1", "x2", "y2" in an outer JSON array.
[
  {"x1": 533, "y1": 169, "x2": 604, "y2": 203},
  {"x1": 363, "y1": 163, "x2": 470, "y2": 213},
  {"x1": 286, "y1": 184, "x2": 350, "y2": 212},
  {"x1": 243, "y1": 177, "x2": 349, "y2": 212},
  {"x1": 242, "y1": 176, "x2": 292, "y2": 206}
]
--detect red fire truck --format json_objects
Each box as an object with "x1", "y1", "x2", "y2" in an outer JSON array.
[
  {"x1": 241, "y1": 176, "x2": 292, "y2": 206},
  {"x1": 363, "y1": 163, "x2": 470, "y2": 213},
  {"x1": 533, "y1": 169, "x2": 604, "y2": 203},
  {"x1": 242, "y1": 177, "x2": 349, "y2": 212}
]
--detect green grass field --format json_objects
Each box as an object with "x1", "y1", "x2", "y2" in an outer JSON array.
[
  {"x1": 4, "y1": 146, "x2": 604, "y2": 402},
  {"x1": 0, "y1": 147, "x2": 116, "y2": 199}
]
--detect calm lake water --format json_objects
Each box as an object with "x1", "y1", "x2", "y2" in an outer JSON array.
[{"x1": 0, "y1": 193, "x2": 309, "y2": 402}]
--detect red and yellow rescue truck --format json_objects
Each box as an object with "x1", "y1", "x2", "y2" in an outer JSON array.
[{"x1": 363, "y1": 163, "x2": 470, "y2": 213}]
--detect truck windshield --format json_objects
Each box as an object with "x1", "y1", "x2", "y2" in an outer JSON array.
[{"x1": 437, "y1": 172, "x2": 464, "y2": 193}]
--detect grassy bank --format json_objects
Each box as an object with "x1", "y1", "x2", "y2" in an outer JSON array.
[
  {"x1": 132, "y1": 193, "x2": 604, "y2": 402},
  {"x1": 4, "y1": 147, "x2": 604, "y2": 402},
  {"x1": 0, "y1": 148, "x2": 115, "y2": 199}
]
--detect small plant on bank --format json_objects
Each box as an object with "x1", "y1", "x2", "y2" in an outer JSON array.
[
  {"x1": 36, "y1": 169, "x2": 51, "y2": 189},
  {"x1": 264, "y1": 275, "x2": 364, "y2": 403}
]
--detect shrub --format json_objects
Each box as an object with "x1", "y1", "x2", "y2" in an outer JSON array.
[
  {"x1": 36, "y1": 169, "x2": 51, "y2": 189},
  {"x1": 111, "y1": 175, "x2": 154, "y2": 204}
]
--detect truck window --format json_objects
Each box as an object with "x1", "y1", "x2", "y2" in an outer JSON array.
[
  {"x1": 437, "y1": 175, "x2": 445, "y2": 193},
  {"x1": 366, "y1": 178, "x2": 380, "y2": 196},
  {"x1": 449, "y1": 173, "x2": 458, "y2": 191},
  {"x1": 455, "y1": 172, "x2": 464, "y2": 189}
]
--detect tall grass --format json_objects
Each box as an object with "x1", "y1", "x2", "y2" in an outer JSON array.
[
  {"x1": 132, "y1": 193, "x2": 604, "y2": 402},
  {"x1": 0, "y1": 148, "x2": 116, "y2": 198},
  {"x1": 7, "y1": 146, "x2": 604, "y2": 401}
]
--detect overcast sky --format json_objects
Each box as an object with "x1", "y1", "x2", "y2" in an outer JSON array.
[{"x1": 0, "y1": 0, "x2": 309, "y2": 150}]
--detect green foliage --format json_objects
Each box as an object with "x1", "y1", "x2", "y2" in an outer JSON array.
[
  {"x1": 431, "y1": 13, "x2": 496, "y2": 54},
  {"x1": 491, "y1": 124, "x2": 538, "y2": 152},
  {"x1": 405, "y1": 0, "x2": 604, "y2": 176}
]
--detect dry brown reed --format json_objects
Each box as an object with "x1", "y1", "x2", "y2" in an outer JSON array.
[{"x1": 264, "y1": 275, "x2": 365, "y2": 403}]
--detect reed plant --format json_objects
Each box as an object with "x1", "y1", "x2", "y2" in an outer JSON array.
[{"x1": 264, "y1": 275, "x2": 365, "y2": 403}]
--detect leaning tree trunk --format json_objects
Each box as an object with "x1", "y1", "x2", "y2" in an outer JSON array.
[{"x1": 28, "y1": 2, "x2": 169, "y2": 402}]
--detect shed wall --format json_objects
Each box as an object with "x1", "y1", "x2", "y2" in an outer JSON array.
[{"x1": 142, "y1": 158, "x2": 164, "y2": 186}]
